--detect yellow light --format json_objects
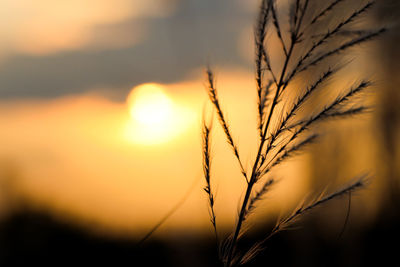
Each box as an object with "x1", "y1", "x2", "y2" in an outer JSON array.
[
  {"x1": 129, "y1": 83, "x2": 173, "y2": 126},
  {"x1": 124, "y1": 83, "x2": 182, "y2": 145}
]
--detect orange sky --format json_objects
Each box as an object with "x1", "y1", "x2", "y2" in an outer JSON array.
[
  {"x1": 0, "y1": 69, "x2": 314, "y2": 237},
  {"x1": 0, "y1": 0, "x2": 386, "y2": 240}
]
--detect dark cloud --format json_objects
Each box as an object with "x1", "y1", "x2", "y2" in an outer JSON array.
[{"x1": 0, "y1": 0, "x2": 254, "y2": 100}]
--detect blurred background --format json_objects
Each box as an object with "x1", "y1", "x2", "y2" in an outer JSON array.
[{"x1": 0, "y1": 0, "x2": 399, "y2": 266}]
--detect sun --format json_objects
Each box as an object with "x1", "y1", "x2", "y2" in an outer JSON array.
[
  {"x1": 129, "y1": 83, "x2": 173, "y2": 127},
  {"x1": 124, "y1": 83, "x2": 181, "y2": 145}
]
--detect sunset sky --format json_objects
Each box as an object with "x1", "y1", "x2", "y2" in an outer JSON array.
[
  {"x1": 0, "y1": 0, "x2": 260, "y2": 99},
  {"x1": 0, "y1": 0, "x2": 386, "y2": 240},
  {"x1": 0, "y1": 0, "x2": 267, "y2": 236}
]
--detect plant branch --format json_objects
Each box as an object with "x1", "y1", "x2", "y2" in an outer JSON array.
[
  {"x1": 224, "y1": 1, "x2": 309, "y2": 266},
  {"x1": 206, "y1": 68, "x2": 248, "y2": 180}
]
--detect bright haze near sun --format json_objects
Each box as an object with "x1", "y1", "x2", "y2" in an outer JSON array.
[{"x1": 125, "y1": 83, "x2": 192, "y2": 145}]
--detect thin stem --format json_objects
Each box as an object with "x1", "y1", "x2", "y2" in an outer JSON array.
[
  {"x1": 242, "y1": 176, "x2": 365, "y2": 259},
  {"x1": 338, "y1": 191, "x2": 352, "y2": 239},
  {"x1": 224, "y1": 2, "x2": 309, "y2": 266},
  {"x1": 270, "y1": 0, "x2": 288, "y2": 56},
  {"x1": 310, "y1": 0, "x2": 345, "y2": 25},
  {"x1": 285, "y1": 1, "x2": 375, "y2": 86},
  {"x1": 259, "y1": 0, "x2": 309, "y2": 169},
  {"x1": 202, "y1": 116, "x2": 219, "y2": 246},
  {"x1": 260, "y1": 81, "x2": 371, "y2": 177},
  {"x1": 206, "y1": 69, "x2": 248, "y2": 181}
]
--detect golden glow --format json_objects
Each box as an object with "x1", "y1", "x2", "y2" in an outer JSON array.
[
  {"x1": 129, "y1": 83, "x2": 173, "y2": 125},
  {"x1": 125, "y1": 83, "x2": 187, "y2": 145},
  {"x1": 0, "y1": 70, "x2": 334, "y2": 236},
  {"x1": 0, "y1": 0, "x2": 177, "y2": 56}
]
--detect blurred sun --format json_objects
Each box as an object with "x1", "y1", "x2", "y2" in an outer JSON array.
[
  {"x1": 129, "y1": 83, "x2": 173, "y2": 127},
  {"x1": 124, "y1": 83, "x2": 190, "y2": 145}
]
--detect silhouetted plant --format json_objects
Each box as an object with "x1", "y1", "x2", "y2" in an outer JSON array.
[{"x1": 202, "y1": 0, "x2": 385, "y2": 266}]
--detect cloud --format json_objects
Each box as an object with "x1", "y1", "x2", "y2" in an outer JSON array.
[
  {"x1": 0, "y1": 0, "x2": 176, "y2": 56},
  {"x1": 0, "y1": 0, "x2": 255, "y2": 99}
]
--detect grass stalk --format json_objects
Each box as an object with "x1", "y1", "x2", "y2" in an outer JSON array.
[{"x1": 201, "y1": 0, "x2": 384, "y2": 265}]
